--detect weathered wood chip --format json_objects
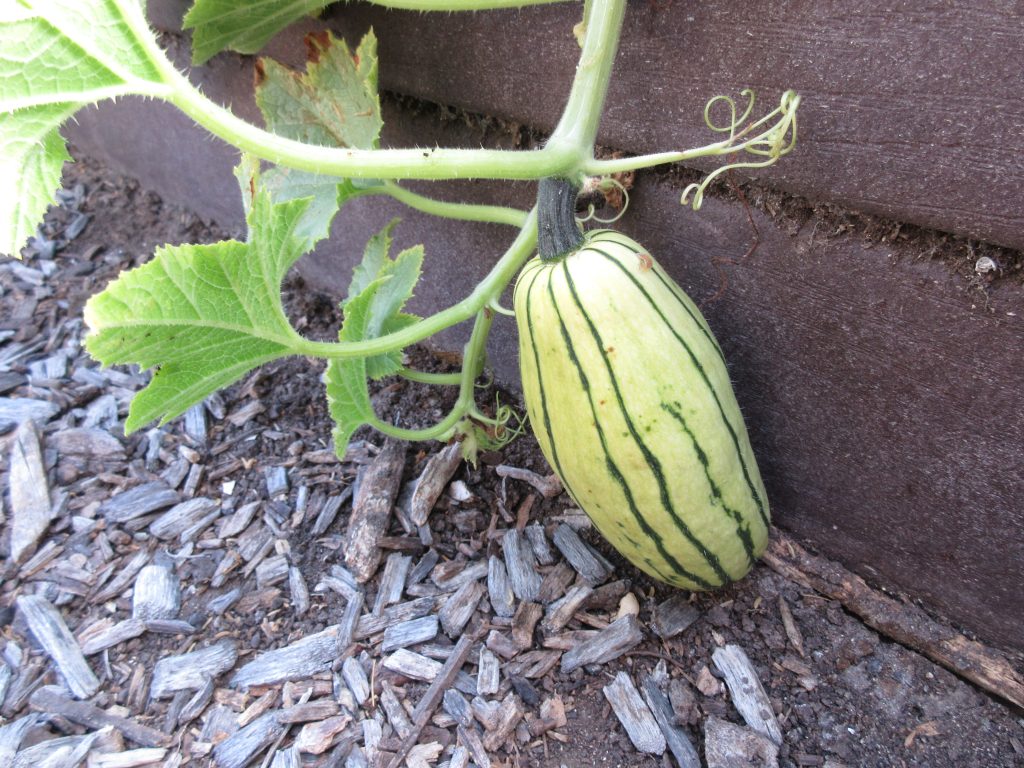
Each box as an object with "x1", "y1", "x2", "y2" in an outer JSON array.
[
  {"x1": 278, "y1": 699, "x2": 342, "y2": 724},
  {"x1": 524, "y1": 523, "x2": 556, "y2": 565},
  {"x1": 344, "y1": 439, "x2": 406, "y2": 582},
  {"x1": 132, "y1": 562, "x2": 180, "y2": 621},
  {"x1": 87, "y1": 747, "x2": 169, "y2": 767},
  {"x1": 561, "y1": 614, "x2": 644, "y2": 673},
  {"x1": 640, "y1": 675, "x2": 701, "y2": 768},
  {"x1": 382, "y1": 615, "x2": 440, "y2": 653},
  {"x1": 652, "y1": 593, "x2": 701, "y2": 639},
  {"x1": 481, "y1": 692, "x2": 525, "y2": 751},
  {"x1": 89, "y1": 550, "x2": 150, "y2": 604},
  {"x1": 264, "y1": 466, "x2": 289, "y2": 498},
  {"x1": 256, "y1": 554, "x2": 289, "y2": 589},
  {"x1": 512, "y1": 601, "x2": 543, "y2": 649},
  {"x1": 407, "y1": 549, "x2": 440, "y2": 587},
  {"x1": 212, "y1": 711, "x2": 285, "y2": 768},
  {"x1": 100, "y1": 482, "x2": 179, "y2": 524},
  {"x1": 778, "y1": 596, "x2": 805, "y2": 657},
  {"x1": 10, "y1": 728, "x2": 104, "y2": 767},
  {"x1": 16, "y1": 594, "x2": 98, "y2": 699},
  {"x1": 8, "y1": 422, "x2": 54, "y2": 562},
  {"x1": 476, "y1": 646, "x2": 501, "y2": 697},
  {"x1": 150, "y1": 497, "x2": 219, "y2": 541},
  {"x1": 501, "y1": 529, "x2": 541, "y2": 602},
  {"x1": 379, "y1": 681, "x2": 413, "y2": 740},
  {"x1": 529, "y1": 695, "x2": 568, "y2": 737},
  {"x1": 373, "y1": 553, "x2": 412, "y2": 614},
  {"x1": 537, "y1": 561, "x2": 576, "y2": 605},
  {"x1": 230, "y1": 626, "x2": 343, "y2": 689},
  {"x1": 288, "y1": 566, "x2": 310, "y2": 616},
  {"x1": 0, "y1": 397, "x2": 58, "y2": 426},
  {"x1": 0, "y1": 713, "x2": 42, "y2": 765},
  {"x1": 431, "y1": 560, "x2": 489, "y2": 594},
  {"x1": 269, "y1": 746, "x2": 301, "y2": 768},
  {"x1": 310, "y1": 489, "x2": 351, "y2": 537},
  {"x1": 552, "y1": 523, "x2": 612, "y2": 586},
  {"x1": 541, "y1": 584, "x2": 593, "y2": 635},
  {"x1": 409, "y1": 442, "x2": 463, "y2": 526},
  {"x1": 342, "y1": 656, "x2": 371, "y2": 706},
  {"x1": 217, "y1": 500, "x2": 260, "y2": 539},
  {"x1": 295, "y1": 714, "x2": 352, "y2": 755},
  {"x1": 382, "y1": 648, "x2": 442, "y2": 682},
  {"x1": 712, "y1": 644, "x2": 783, "y2": 745},
  {"x1": 704, "y1": 715, "x2": 780, "y2": 768},
  {"x1": 442, "y1": 688, "x2": 473, "y2": 727},
  {"x1": 456, "y1": 723, "x2": 491, "y2": 768},
  {"x1": 487, "y1": 555, "x2": 515, "y2": 619},
  {"x1": 29, "y1": 685, "x2": 170, "y2": 748},
  {"x1": 79, "y1": 618, "x2": 146, "y2": 655},
  {"x1": 603, "y1": 672, "x2": 666, "y2": 754},
  {"x1": 207, "y1": 587, "x2": 241, "y2": 615},
  {"x1": 355, "y1": 595, "x2": 442, "y2": 640},
  {"x1": 177, "y1": 677, "x2": 215, "y2": 728},
  {"x1": 439, "y1": 580, "x2": 484, "y2": 638},
  {"x1": 151, "y1": 640, "x2": 237, "y2": 699},
  {"x1": 52, "y1": 427, "x2": 124, "y2": 458}
]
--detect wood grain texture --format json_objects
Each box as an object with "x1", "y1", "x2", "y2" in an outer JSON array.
[{"x1": 323, "y1": 1, "x2": 1024, "y2": 249}]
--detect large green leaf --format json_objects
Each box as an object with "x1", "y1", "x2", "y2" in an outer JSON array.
[
  {"x1": 183, "y1": 0, "x2": 333, "y2": 64},
  {"x1": 0, "y1": 0, "x2": 165, "y2": 257},
  {"x1": 324, "y1": 223, "x2": 425, "y2": 456},
  {"x1": 84, "y1": 191, "x2": 312, "y2": 432},
  {"x1": 256, "y1": 29, "x2": 382, "y2": 150},
  {"x1": 254, "y1": 29, "x2": 384, "y2": 249}
]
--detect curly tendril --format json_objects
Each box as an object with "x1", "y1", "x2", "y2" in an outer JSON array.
[
  {"x1": 576, "y1": 176, "x2": 631, "y2": 225},
  {"x1": 681, "y1": 89, "x2": 800, "y2": 210}
]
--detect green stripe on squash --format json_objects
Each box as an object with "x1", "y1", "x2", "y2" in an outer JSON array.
[{"x1": 514, "y1": 229, "x2": 770, "y2": 590}]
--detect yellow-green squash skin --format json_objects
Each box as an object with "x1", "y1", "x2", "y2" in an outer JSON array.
[{"x1": 514, "y1": 229, "x2": 770, "y2": 590}]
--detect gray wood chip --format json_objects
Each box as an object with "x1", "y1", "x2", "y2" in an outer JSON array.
[
  {"x1": 79, "y1": 618, "x2": 146, "y2": 655},
  {"x1": 442, "y1": 689, "x2": 473, "y2": 727},
  {"x1": 0, "y1": 398, "x2": 58, "y2": 427},
  {"x1": 477, "y1": 647, "x2": 500, "y2": 696},
  {"x1": 501, "y1": 529, "x2": 541, "y2": 602},
  {"x1": 379, "y1": 681, "x2": 413, "y2": 740},
  {"x1": 481, "y1": 692, "x2": 525, "y2": 751},
  {"x1": 230, "y1": 626, "x2": 344, "y2": 689},
  {"x1": 150, "y1": 640, "x2": 237, "y2": 699},
  {"x1": 432, "y1": 560, "x2": 488, "y2": 593},
  {"x1": 354, "y1": 596, "x2": 442, "y2": 640},
  {"x1": 289, "y1": 566, "x2": 310, "y2": 616},
  {"x1": 344, "y1": 439, "x2": 406, "y2": 582},
  {"x1": 52, "y1": 427, "x2": 124, "y2": 458},
  {"x1": 132, "y1": 563, "x2": 180, "y2": 621},
  {"x1": 409, "y1": 442, "x2": 463, "y2": 526},
  {"x1": 16, "y1": 595, "x2": 98, "y2": 699},
  {"x1": 0, "y1": 713, "x2": 41, "y2": 765},
  {"x1": 338, "y1": 590, "x2": 365, "y2": 650},
  {"x1": 256, "y1": 554, "x2": 289, "y2": 589},
  {"x1": 652, "y1": 594, "x2": 701, "y2": 639},
  {"x1": 89, "y1": 550, "x2": 150, "y2": 603},
  {"x1": 456, "y1": 723, "x2": 491, "y2": 768},
  {"x1": 270, "y1": 746, "x2": 301, "y2": 768},
  {"x1": 487, "y1": 555, "x2": 515, "y2": 619},
  {"x1": 341, "y1": 656, "x2": 371, "y2": 706},
  {"x1": 524, "y1": 524, "x2": 556, "y2": 565},
  {"x1": 29, "y1": 685, "x2": 170, "y2": 748},
  {"x1": 208, "y1": 587, "x2": 241, "y2": 615},
  {"x1": 295, "y1": 714, "x2": 352, "y2": 755},
  {"x1": 537, "y1": 561, "x2": 576, "y2": 604},
  {"x1": 150, "y1": 497, "x2": 219, "y2": 541},
  {"x1": 382, "y1": 615, "x2": 439, "y2": 653},
  {"x1": 8, "y1": 422, "x2": 53, "y2": 562},
  {"x1": 217, "y1": 500, "x2": 260, "y2": 539},
  {"x1": 264, "y1": 466, "x2": 289, "y2": 498},
  {"x1": 101, "y1": 482, "x2": 179, "y2": 524},
  {"x1": 438, "y1": 580, "x2": 484, "y2": 638},
  {"x1": 603, "y1": 672, "x2": 666, "y2": 754},
  {"x1": 541, "y1": 583, "x2": 593, "y2": 635},
  {"x1": 382, "y1": 649, "x2": 441, "y2": 682},
  {"x1": 407, "y1": 548, "x2": 439, "y2": 587},
  {"x1": 640, "y1": 675, "x2": 701, "y2": 768},
  {"x1": 310, "y1": 489, "x2": 351, "y2": 537},
  {"x1": 561, "y1": 614, "x2": 644, "y2": 673},
  {"x1": 712, "y1": 644, "x2": 783, "y2": 745},
  {"x1": 551, "y1": 523, "x2": 612, "y2": 586},
  {"x1": 212, "y1": 711, "x2": 285, "y2": 768},
  {"x1": 704, "y1": 715, "x2": 779, "y2": 768},
  {"x1": 373, "y1": 553, "x2": 412, "y2": 614}
]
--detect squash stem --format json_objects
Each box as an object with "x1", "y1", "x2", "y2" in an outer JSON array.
[{"x1": 537, "y1": 177, "x2": 584, "y2": 261}]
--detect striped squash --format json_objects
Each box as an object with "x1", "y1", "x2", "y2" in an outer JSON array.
[{"x1": 514, "y1": 229, "x2": 770, "y2": 590}]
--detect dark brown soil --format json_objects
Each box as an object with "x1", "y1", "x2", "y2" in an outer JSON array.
[{"x1": 1, "y1": 151, "x2": 1022, "y2": 767}]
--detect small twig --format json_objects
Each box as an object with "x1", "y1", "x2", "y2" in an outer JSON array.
[{"x1": 495, "y1": 465, "x2": 563, "y2": 498}]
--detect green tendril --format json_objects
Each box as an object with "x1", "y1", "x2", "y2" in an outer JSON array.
[
  {"x1": 577, "y1": 176, "x2": 631, "y2": 224},
  {"x1": 681, "y1": 89, "x2": 801, "y2": 210}
]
